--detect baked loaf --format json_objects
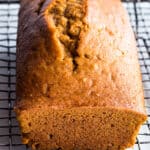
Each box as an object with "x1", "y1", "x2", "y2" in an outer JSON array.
[{"x1": 15, "y1": 0, "x2": 147, "y2": 149}]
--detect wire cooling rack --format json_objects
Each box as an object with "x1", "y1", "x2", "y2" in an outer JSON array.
[{"x1": 0, "y1": 0, "x2": 150, "y2": 150}]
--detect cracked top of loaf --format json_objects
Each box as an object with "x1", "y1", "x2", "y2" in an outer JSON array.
[{"x1": 16, "y1": 0, "x2": 146, "y2": 115}]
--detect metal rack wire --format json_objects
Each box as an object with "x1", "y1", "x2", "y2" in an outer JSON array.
[{"x1": 0, "y1": 0, "x2": 149, "y2": 150}]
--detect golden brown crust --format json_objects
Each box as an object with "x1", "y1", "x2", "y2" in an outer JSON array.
[{"x1": 16, "y1": 0, "x2": 147, "y2": 149}]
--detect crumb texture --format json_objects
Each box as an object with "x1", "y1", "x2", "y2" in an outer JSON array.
[{"x1": 17, "y1": 106, "x2": 146, "y2": 150}]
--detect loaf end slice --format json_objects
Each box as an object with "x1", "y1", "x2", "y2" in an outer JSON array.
[{"x1": 15, "y1": 104, "x2": 146, "y2": 150}]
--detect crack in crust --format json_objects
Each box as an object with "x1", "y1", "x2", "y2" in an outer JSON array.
[
  {"x1": 35, "y1": 0, "x2": 46, "y2": 15},
  {"x1": 49, "y1": 0, "x2": 88, "y2": 71}
]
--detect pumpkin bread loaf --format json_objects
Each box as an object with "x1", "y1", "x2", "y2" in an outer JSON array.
[{"x1": 15, "y1": 0, "x2": 147, "y2": 149}]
